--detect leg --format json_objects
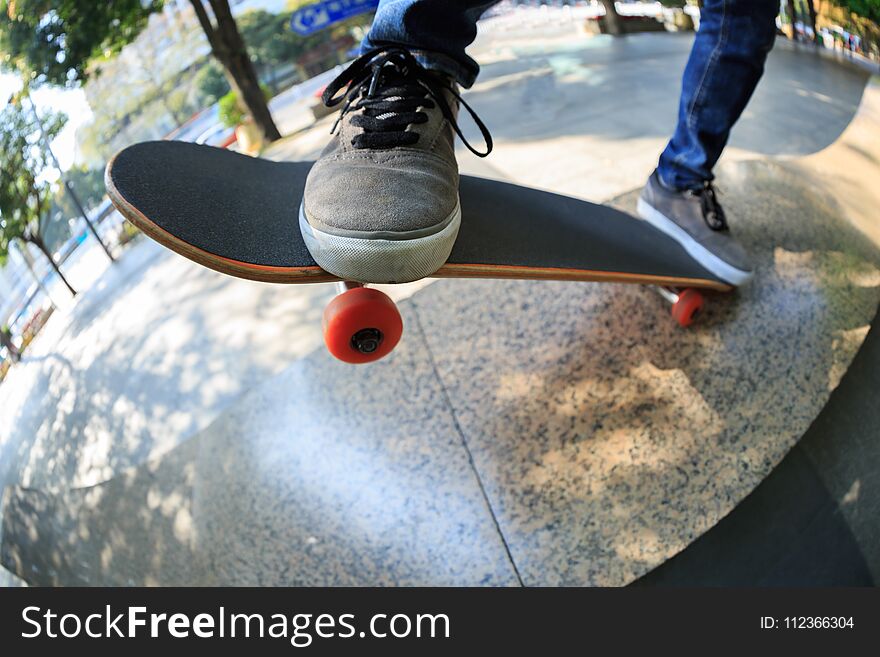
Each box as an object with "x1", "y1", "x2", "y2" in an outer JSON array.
[
  {"x1": 657, "y1": 0, "x2": 779, "y2": 190},
  {"x1": 640, "y1": 1, "x2": 779, "y2": 286},
  {"x1": 362, "y1": 0, "x2": 501, "y2": 88}
]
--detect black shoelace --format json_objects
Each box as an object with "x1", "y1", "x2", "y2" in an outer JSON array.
[
  {"x1": 692, "y1": 182, "x2": 728, "y2": 231},
  {"x1": 322, "y1": 47, "x2": 493, "y2": 157}
]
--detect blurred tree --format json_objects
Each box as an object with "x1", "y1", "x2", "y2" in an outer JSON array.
[
  {"x1": 237, "y1": 10, "x2": 327, "y2": 89},
  {"x1": 0, "y1": 0, "x2": 162, "y2": 86},
  {"x1": 218, "y1": 88, "x2": 247, "y2": 128},
  {"x1": 239, "y1": 10, "x2": 292, "y2": 65},
  {"x1": 189, "y1": 0, "x2": 281, "y2": 141},
  {"x1": 0, "y1": 0, "x2": 281, "y2": 141},
  {"x1": 239, "y1": 10, "x2": 291, "y2": 92},
  {"x1": 166, "y1": 86, "x2": 195, "y2": 126},
  {"x1": 128, "y1": 26, "x2": 192, "y2": 126},
  {"x1": 834, "y1": 0, "x2": 880, "y2": 22},
  {"x1": 803, "y1": 0, "x2": 820, "y2": 42},
  {"x1": 787, "y1": 0, "x2": 800, "y2": 39},
  {"x1": 599, "y1": 0, "x2": 623, "y2": 35},
  {"x1": 218, "y1": 82, "x2": 272, "y2": 129},
  {"x1": 822, "y1": 0, "x2": 880, "y2": 56},
  {"x1": 196, "y1": 63, "x2": 231, "y2": 104},
  {"x1": 53, "y1": 166, "x2": 107, "y2": 216},
  {"x1": 0, "y1": 93, "x2": 77, "y2": 296},
  {"x1": 77, "y1": 109, "x2": 130, "y2": 168}
]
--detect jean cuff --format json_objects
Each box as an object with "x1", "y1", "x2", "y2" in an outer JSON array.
[
  {"x1": 657, "y1": 163, "x2": 712, "y2": 192},
  {"x1": 359, "y1": 41, "x2": 478, "y2": 88}
]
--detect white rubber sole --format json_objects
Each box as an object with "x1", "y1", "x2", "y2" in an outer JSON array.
[
  {"x1": 299, "y1": 201, "x2": 461, "y2": 283},
  {"x1": 636, "y1": 197, "x2": 753, "y2": 286}
]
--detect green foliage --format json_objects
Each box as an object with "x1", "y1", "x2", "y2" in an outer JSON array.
[
  {"x1": 218, "y1": 89, "x2": 245, "y2": 128},
  {"x1": 0, "y1": 93, "x2": 66, "y2": 259},
  {"x1": 219, "y1": 83, "x2": 271, "y2": 128},
  {"x1": 834, "y1": 0, "x2": 880, "y2": 23},
  {"x1": 0, "y1": 0, "x2": 164, "y2": 87},
  {"x1": 196, "y1": 63, "x2": 231, "y2": 105},
  {"x1": 239, "y1": 10, "x2": 292, "y2": 67},
  {"x1": 826, "y1": 0, "x2": 880, "y2": 54},
  {"x1": 238, "y1": 9, "x2": 326, "y2": 70}
]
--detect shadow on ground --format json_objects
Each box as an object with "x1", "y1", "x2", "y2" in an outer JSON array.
[{"x1": 0, "y1": 240, "x2": 331, "y2": 496}]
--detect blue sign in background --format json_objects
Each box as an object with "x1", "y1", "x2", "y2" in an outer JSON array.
[{"x1": 290, "y1": 0, "x2": 380, "y2": 36}]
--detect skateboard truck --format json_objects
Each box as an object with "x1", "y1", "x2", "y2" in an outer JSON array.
[
  {"x1": 323, "y1": 282, "x2": 403, "y2": 364},
  {"x1": 656, "y1": 286, "x2": 705, "y2": 327}
]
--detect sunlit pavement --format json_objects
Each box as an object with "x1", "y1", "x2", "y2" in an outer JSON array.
[
  {"x1": 268, "y1": 32, "x2": 870, "y2": 198},
  {"x1": 1, "y1": 18, "x2": 879, "y2": 585}
]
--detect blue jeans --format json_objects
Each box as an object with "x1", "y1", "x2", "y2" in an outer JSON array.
[{"x1": 362, "y1": 0, "x2": 779, "y2": 190}]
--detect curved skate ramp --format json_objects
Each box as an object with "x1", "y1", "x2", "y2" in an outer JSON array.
[{"x1": 4, "y1": 76, "x2": 880, "y2": 586}]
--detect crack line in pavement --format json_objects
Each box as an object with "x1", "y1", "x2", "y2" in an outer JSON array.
[{"x1": 410, "y1": 303, "x2": 525, "y2": 587}]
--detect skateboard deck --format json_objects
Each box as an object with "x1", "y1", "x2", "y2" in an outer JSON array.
[
  {"x1": 106, "y1": 141, "x2": 731, "y2": 291},
  {"x1": 106, "y1": 140, "x2": 732, "y2": 362}
]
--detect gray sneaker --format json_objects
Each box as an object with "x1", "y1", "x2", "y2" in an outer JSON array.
[
  {"x1": 637, "y1": 171, "x2": 754, "y2": 286},
  {"x1": 300, "y1": 47, "x2": 492, "y2": 283}
]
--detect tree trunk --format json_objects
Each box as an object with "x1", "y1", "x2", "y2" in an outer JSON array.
[
  {"x1": 27, "y1": 236, "x2": 77, "y2": 297},
  {"x1": 191, "y1": 0, "x2": 281, "y2": 142},
  {"x1": 786, "y1": 0, "x2": 799, "y2": 41},
  {"x1": 805, "y1": 0, "x2": 819, "y2": 44},
  {"x1": 600, "y1": 0, "x2": 623, "y2": 36}
]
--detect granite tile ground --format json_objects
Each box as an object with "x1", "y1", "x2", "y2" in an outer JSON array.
[{"x1": 409, "y1": 158, "x2": 880, "y2": 585}]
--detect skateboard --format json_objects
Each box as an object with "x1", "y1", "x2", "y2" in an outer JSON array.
[{"x1": 106, "y1": 141, "x2": 733, "y2": 363}]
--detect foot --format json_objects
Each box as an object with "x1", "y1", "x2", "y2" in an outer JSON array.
[
  {"x1": 637, "y1": 171, "x2": 754, "y2": 286},
  {"x1": 301, "y1": 47, "x2": 492, "y2": 283}
]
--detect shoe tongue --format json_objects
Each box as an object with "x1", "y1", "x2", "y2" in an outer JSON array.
[{"x1": 367, "y1": 63, "x2": 411, "y2": 96}]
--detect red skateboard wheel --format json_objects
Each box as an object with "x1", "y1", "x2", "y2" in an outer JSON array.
[
  {"x1": 322, "y1": 287, "x2": 403, "y2": 363},
  {"x1": 671, "y1": 288, "x2": 704, "y2": 328}
]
